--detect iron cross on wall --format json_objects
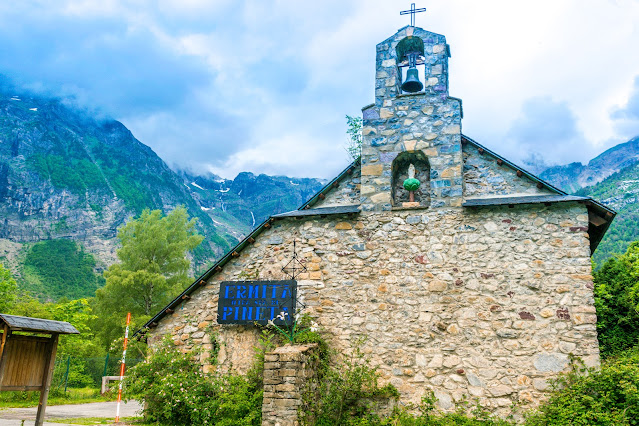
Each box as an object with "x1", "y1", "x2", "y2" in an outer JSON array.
[{"x1": 400, "y1": 3, "x2": 427, "y2": 27}]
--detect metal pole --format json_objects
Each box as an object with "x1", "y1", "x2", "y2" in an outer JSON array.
[
  {"x1": 115, "y1": 312, "x2": 131, "y2": 423},
  {"x1": 64, "y1": 356, "x2": 70, "y2": 393},
  {"x1": 103, "y1": 353, "x2": 109, "y2": 377}
]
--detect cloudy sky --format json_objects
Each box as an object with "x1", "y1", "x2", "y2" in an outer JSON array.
[{"x1": 1, "y1": 0, "x2": 639, "y2": 179}]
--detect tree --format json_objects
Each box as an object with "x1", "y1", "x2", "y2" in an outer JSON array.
[
  {"x1": 345, "y1": 115, "x2": 362, "y2": 160},
  {"x1": 93, "y1": 206, "x2": 203, "y2": 351},
  {"x1": 594, "y1": 241, "x2": 639, "y2": 357},
  {"x1": 0, "y1": 263, "x2": 17, "y2": 313}
]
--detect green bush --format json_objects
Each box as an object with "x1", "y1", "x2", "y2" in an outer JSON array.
[
  {"x1": 524, "y1": 348, "x2": 639, "y2": 425},
  {"x1": 594, "y1": 245, "x2": 639, "y2": 357},
  {"x1": 126, "y1": 338, "x2": 262, "y2": 425}
]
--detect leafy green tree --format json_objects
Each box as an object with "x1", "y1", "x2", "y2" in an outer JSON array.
[
  {"x1": 93, "y1": 206, "x2": 203, "y2": 351},
  {"x1": 0, "y1": 263, "x2": 17, "y2": 313},
  {"x1": 594, "y1": 241, "x2": 639, "y2": 357},
  {"x1": 345, "y1": 115, "x2": 362, "y2": 160}
]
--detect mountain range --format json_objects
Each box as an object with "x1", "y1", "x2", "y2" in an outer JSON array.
[
  {"x1": 2, "y1": 86, "x2": 639, "y2": 299},
  {"x1": 0, "y1": 88, "x2": 323, "y2": 299}
]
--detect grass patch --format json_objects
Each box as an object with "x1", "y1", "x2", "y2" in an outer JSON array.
[
  {"x1": 0, "y1": 388, "x2": 115, "y2": 408},
  {"x1": 48, "y1": 417, "x2": 140, "y2": 425}
]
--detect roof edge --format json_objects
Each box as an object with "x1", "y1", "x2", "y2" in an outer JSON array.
[
  {"x1": 461, "y1": 134, "x2": 567, "y2": 196},
  {"x1": 135, "y1": 158, "x2": 361, "y2": 337}
]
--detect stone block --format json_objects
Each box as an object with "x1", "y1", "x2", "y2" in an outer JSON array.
[
  {"x1": 429, "y1": 280, "x2": 447, "y2": 292},
  {"x1": 534, "y1": 353, "x2": 569, "y2": 372},
  {"x1": 335, "y1": 222, "x2": 352, "y2": 230},
  {"x1": 442, "y1": 125, "x2": 460, "y2": 134},
  {"x1": 371, "y1": 192, "x2": 391, "y2": 203},
  {"x1": 404, "y1": 140, "x2": 417, "y2": 151},
  {"x1": 380, "y1": 108, "x2": 394, "y2": 119},
  {"x1": 361, "y1": 164, "x2": 384, "y2": 176}
]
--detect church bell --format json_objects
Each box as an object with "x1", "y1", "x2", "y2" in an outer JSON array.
[{"x1": 401, "y1": 51, "x2": 423, "y2": 93}]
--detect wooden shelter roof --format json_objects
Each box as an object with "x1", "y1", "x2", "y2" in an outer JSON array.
[{"x1": 0, "y1": 314, "x2": 79, "y2": 335}]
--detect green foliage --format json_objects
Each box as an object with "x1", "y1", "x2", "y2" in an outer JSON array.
[
  {"x1": 127, "y1": 338, "x2": 262, "y2": 426},
  {"x1": 301, "y1": 339, "x2": 399, "y2": 426},
  {"x1": 0, "y1": 262, "x2": 17, "y2": 312},
  {"x1": 93, "y1": 206, "x2": 203, "y2": 351},
  {"x1": 575, "y1": 162, "x2": 639, "y2": 266},
  {"x1": 403, "y1": 177, "x2": 421, "y2": 192},
  {"x1": 376, "y1": 393, "x2": 511, "y2": 426},
  {"x1": 593, "y1": 242, "x2": 639, "y2": 357},
  {"x1": 524, "y1": 349, "x2": 639, "y2": 425},
  {"x1": 8, "y1": 297, "x2": 102, "y2": 359},
  {"x1": 345, "y1": 115, "x2": 363, "y2": 160},
  {"x1": 23, "y1": 239, "x2": 104, "y2": 300},
  {"x1": 27, "y1": 153, "x2": 107, "y2": 194}
]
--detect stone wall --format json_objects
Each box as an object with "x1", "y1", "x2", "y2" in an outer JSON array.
[
  {"x1": 262, "y1": 344, "x2": 318, "y2": 426},
  {"x1": 148, "y1": 202, "x2": 598, "y2": 418},
  {"x1": 462, "y1": 144, "x2": 555, "y2": 198},
  {"x1": 314, "y1": 167, "x2": 361, "y2": 208}
]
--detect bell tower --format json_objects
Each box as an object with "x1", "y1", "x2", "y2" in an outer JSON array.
[{"x1": 360, "y1": 25, "x2": 463, "y2": 212}]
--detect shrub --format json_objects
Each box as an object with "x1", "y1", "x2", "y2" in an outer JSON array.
[
  {"x1": 524, "y1": 348, "x2": 639, "y2": 425},
  {"x1": 126, "y1": 338, "x2": 262, "y2": 425}
]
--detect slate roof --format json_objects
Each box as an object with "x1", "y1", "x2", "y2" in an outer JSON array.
[
  {"x1": 272, "y1": 205, "x2": 360, "y2": 218},
  {"x1": 463, "y1": 194, "x2": 590, "y2": 207},
  {"x1": 0, "y1": 314, "x2": 79, "y2": 334},
  {"x1": 137, "y1": 135, "x2": 616, "y2": 337}
]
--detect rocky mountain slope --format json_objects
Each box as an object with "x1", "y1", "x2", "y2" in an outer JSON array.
[
  {"x1": 539, "y1": 137, "x2": 639, "y2": 193},
  {"x1": 178, "y1": 169, "x2": 324, "y2": 231},
  {"x1": 574, "y1": 161, "x2": 639, "y2": 265},
  {"x1": 0, "y1": 88, "x2": 324, "y2": 299}
]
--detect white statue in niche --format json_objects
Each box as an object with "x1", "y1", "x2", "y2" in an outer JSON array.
[{"x1": 403, "y1": 163, "x2": 421, "y2": 202}]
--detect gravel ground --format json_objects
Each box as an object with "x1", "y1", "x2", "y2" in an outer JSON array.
[{"x1": 0, "y1": 400, "x2": 143, "y2": 425}]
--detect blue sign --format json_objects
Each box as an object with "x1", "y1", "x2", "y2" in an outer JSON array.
[{"x1": 217, "y1": 280, "x2": 296, "y2": 325}]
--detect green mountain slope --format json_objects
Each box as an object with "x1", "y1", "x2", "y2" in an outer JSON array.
[
  {"x1": 575, "y1": 162, "x2": 639, "y2": 265},
  {"x1": 0, "y1": 90, "x2": 239, "y2": 271},
  {"x1": 0, "y1": 87, "x2": 325, "y2": 300}
]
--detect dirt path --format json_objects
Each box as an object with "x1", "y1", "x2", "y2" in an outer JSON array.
[{"x1": 0, "y1": 400, "x2": 143, "y2": 425}]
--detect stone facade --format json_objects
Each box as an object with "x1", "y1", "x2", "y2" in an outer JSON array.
[
  {"x1": 149, "y1": 200, "x2": 598, "y2": 416},
  {"x1": 145, "y1": 25, "x2": 608, "y2": 421}
]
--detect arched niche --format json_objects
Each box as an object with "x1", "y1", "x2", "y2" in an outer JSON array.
[
  {"x1": 396, "y1": 36, "x2": 425, "y2": 62},
  {"x1": 391, "y1": 151, "x2": 430, "y2": 208},
  {"x1": 395, "y1": 36, "x2": 426, "y2": 95}
]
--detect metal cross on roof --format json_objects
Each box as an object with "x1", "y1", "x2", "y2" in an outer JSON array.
[{"x1": 400, "y1": 3, "x2": 427, "y2": 27}]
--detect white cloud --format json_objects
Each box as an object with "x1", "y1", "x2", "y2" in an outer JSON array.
[{"x1": 3, "y1": 0, "x2": 639, "y2": 178}]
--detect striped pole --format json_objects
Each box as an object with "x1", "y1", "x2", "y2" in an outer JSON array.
[{"x1": 115, "y1": 312, "x2": 131, "y2": 423}]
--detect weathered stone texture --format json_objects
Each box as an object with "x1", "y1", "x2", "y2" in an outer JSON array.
[
  {"x1": 313, "y1": 167, "x2": 361, "y2": 208},
  {"x1": 463, "y1": 146, "x2": 555, "y2": 198},
  {"x1": 361, "y1": 27, "x2": 462, "y2": 212},
  {"x1": 262, "y1": 344, "x2": 318, "y2": 426},
  {"x1": 149, "y1": 203, "x2": 598, "y2": 417}
]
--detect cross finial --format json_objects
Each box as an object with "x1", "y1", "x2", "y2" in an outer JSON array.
[{"x1": 400, "y1": 3, "x2": 427, "y2": 27}]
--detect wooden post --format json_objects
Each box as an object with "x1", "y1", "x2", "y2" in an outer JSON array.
[
  {"x1": 0, "y1": 325, "x2": 8, "y2": 387},
  {"x1": 35, "y1": 333, "x2": 58, "y2": 426},
  {"x1": 0, "y1": 325, "x2": 9, "y2": 361}
]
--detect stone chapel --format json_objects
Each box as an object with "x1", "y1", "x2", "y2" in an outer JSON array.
[{"x1": 140, "y1": 24, "x2": 615, "y2": 416}]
